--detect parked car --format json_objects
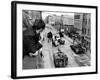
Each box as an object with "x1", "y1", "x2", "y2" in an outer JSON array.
[
  {"x1": 70, "y1": 44, "x2": 85, "y2": 54},
  {"x1": 53, "y1": 51, "x2": 68, "y2": 68}
]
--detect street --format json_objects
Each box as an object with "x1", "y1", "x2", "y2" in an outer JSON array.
[
  {"x1": 23, "y1": 24, "x2": 90, "y2": 69},
  {"x1": 37, "y1": 25, "x2": 80, "y2": 68},
  {"x1": 41, "y1": 34, "x2": 79, "y2": 68}
]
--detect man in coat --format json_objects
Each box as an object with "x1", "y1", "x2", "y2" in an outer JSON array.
[{"x1": 23, "y1": 19, "x2": 45, "y2": 59}]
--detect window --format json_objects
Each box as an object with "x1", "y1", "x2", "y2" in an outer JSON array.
[
  {"x1": 75, "y1": 15, "x2": 80, "y2": 19},
  {"x1": 88, "y1": 29, "x2": 90, "y2": 35}
]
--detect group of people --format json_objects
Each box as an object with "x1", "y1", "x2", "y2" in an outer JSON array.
[{"x1": 47, "y1": 30, "x2": 65, "y2": 47}]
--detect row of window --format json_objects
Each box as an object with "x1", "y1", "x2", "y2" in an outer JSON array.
[{"x1": 82, "y1": 28, "x2": 90, "y2": 35}]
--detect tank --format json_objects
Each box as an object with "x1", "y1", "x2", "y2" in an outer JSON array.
[{"x1": 53, "y1": 51, "x2": 68, "y2": 68}]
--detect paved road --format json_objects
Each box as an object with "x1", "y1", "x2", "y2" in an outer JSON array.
[
  {"x1": 41, "y1": 32, "x2": 79, "y2": 68},
  {"x1": 42, "y1": 38, "x2": 55, "y2": 68},
  {"x1": 59, "y1": 38, "x2": 79, "y2": 67},
  {"x1": 38, "y1": 24, "x2": 79, "y2": 68},
  {"x1": 23, "y1": 24, "x2": 80, "y2": 69}
]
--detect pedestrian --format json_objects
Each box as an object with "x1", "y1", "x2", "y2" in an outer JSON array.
[
  {"x1": 59, "y1": 31, "x2": 64, "y2": 38},
  {"x1": 23, "y1": 19, "x2": 45, "y2": 59},
  {"x1": 47, "y1": 32, "x2": 53, "y2": 42}
]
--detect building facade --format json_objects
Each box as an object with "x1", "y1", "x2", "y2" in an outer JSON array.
[
  {"x1": 28, "y1": 10, "x2": 42, "y2": 24},
  {"x1": 62, "y1": 15, "x2": 74, "y2": 34},
  {"x1": 82, "y1": 13, "x2": 91, "y2": 50},
  {"x1": 74, "y1": 13, "x2": 83, "y2": 35}
]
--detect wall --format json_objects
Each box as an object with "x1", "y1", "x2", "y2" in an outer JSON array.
[
  {"x1": 74, "y1": 13, "x2": 83, "y2": 30},
  {"x1": 0, "y1": 0, "x2": 99, "y2": 80},
  {"x1": 62, "y1": 15, "x2": 74, "y2": 25}
]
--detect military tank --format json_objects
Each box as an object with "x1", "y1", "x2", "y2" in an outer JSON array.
[{"x1": 53, "y1": 51, "x2": 68, "y2": 68}]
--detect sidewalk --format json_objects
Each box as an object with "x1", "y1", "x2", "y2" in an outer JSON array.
[{"x1": 73, "y1": 53, "x2": 91, "y2": 66}]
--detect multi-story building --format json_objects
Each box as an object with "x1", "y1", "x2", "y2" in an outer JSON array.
[
  {"x1": 82, "y1": 13, "x2": 91, "y2": 50},
  {"x1": 74, "y1": 13, "x2": 91, "y2": 50},
  {"x1": 46, "y1": 14, "x2": 74, "y2": 32},
  {"x1": 55, "y1": 15, "x2": 62, "y2": 31},
  {"x1": 47, "y1": 15, "x2": 56, "y2": 25},
  {"x1": 46, "y1": 15, "x2": 61, "y2": 31},
  {"x1": 62, "y1": 15, "x2": 74, "y2": 25},
  {"x1": 74, "y1": 13, "x2": 83, "y2": 35},
  {"x1": 61, "y1": 15, "x2": 74, "y2": 34}
]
